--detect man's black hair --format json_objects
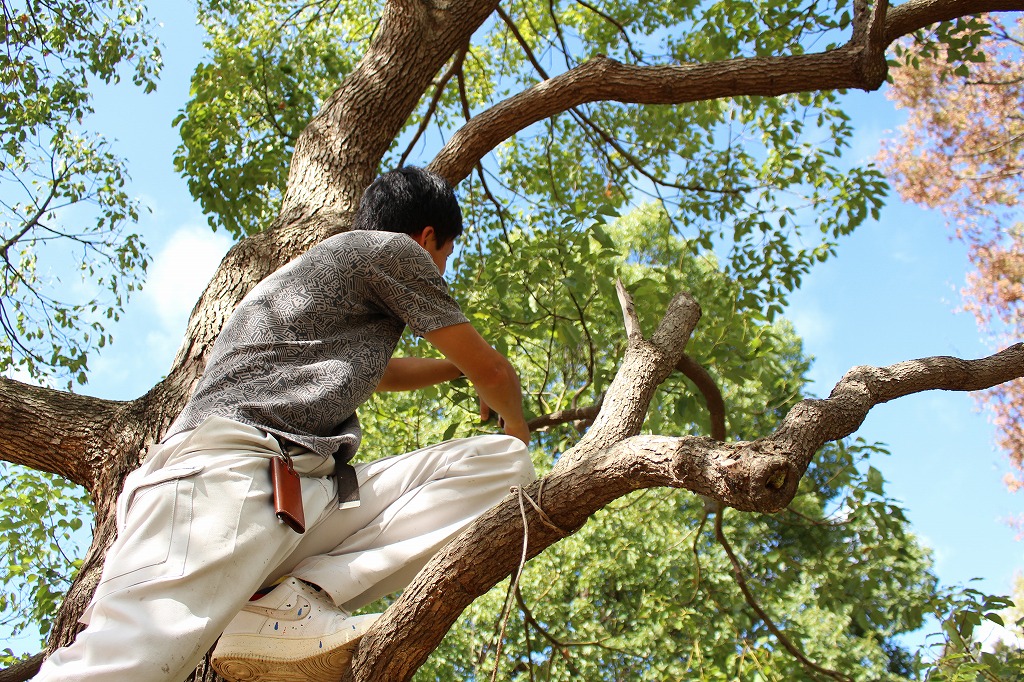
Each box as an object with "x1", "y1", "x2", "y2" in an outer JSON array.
[{"x1": 352, "y1": 167, "x2": 463, "y2": 246}]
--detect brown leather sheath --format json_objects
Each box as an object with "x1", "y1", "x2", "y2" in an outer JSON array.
[{"x1": 271, "y1": 456, "x2": 305, "y2": 533}]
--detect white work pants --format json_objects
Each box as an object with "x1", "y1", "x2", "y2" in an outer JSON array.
[{"x1": 35, "y1": 417, "x2": 535, "y2": 681}]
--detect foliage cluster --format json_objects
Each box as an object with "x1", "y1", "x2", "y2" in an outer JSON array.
[
  {"x1": 0, "y1": 0, "x2": 160, "y2": 386},
  {"x1": 172, "y1": 0, "x2": 374, "y2": 237},
  {"x1": 0, "y1": 463, "x2": 90, "y2": 666}
]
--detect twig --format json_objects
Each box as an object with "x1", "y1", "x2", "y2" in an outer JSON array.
[
  {"x1": 513, "y1": 587, "x2": 581, "y2": 674},
  {"x1": 527, "y1": 404, "x2": 601, "y2": 431},
  {"x1": 715, "y1": 509, "x2": 853, "y2": 682}
]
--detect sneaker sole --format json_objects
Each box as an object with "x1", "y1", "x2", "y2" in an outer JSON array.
[{"x1": 211, "y1": 615, "x2": 378, "y2": 682}]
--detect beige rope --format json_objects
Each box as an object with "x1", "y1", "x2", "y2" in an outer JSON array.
[
  {"x1": 489, "y1": 481, "x2": 571, "y2": 681},
  {"x1": 514, "y1": 480, "x2": 571, "y2": 538}
]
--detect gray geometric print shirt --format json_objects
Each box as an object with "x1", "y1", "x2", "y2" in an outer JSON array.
[{"x1": 166, "y1": 230, "x2": 468, "y2": 463}]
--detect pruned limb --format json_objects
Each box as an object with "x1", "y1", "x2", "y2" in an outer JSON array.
[
  {"x1": 0, "y1": 376, "x2": 194, "y2": 660},
  {"x1": 346, "y1": 335, "x2": 1024, "y2": 680},
  {"x1": 615, "y1": 279, "x2": 643, "y2": 342},
  {"x1": 554, "y1": 291, "x2": 703, "y2": 470},
  {"x1": 770, "y1": 346, "x2": 1024, "y2": 470}
]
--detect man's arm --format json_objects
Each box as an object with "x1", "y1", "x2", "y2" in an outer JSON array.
[
  {"x1": 422, "y1": 323, "x2": 530, "y2": 444},
  {"x1": 375, "y1": 357, "x2": 462, "y2": 392}
]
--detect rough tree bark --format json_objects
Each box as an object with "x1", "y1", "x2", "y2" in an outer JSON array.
[{"x1": 2, "y1": 0, "x2": 1023, "y2": 680}]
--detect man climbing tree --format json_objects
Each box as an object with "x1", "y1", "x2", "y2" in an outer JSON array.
[
  {"x1": 33, "y1": 167, "x2": 537, "y2": 682},
  {"x1": 3, "y1": 1, "x2": 1024, "y2": 681}
]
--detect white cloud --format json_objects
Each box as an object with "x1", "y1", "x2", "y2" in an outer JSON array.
[{"x1": 143, "y1": 225, "x2": 233, "y2": 333}]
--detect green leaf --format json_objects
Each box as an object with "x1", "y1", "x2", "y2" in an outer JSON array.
[
  {"x1": 866, "y1": 466, "x2": 884, "y2": 495},
  {"x1": 442, "y1": 420, "x2": 461, "y2": 441}
]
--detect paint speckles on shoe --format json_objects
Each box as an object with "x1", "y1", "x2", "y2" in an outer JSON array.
[{"x1": 274, "y1": 622, "x2": 279, "y2": 630}]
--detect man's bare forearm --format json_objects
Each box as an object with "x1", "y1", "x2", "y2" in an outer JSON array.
[
  {"x1": 375, "y1": 357, "x2": 462, "y2": 392},
  {"x1": 422, "y1": 323, "x2": 530, "y2": 444}
]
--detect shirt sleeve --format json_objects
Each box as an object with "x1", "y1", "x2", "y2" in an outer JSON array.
[{"x1": 366, "y1": 235, "x2": 469, "y2": 337}]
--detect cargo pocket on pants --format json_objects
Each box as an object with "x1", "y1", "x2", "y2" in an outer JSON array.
[{"x1": 89, "y1": 463, "x2": 205, "y2": 607}]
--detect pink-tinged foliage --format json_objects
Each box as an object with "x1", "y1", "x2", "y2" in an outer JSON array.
[{"x1": 880, "y1": 16, "x2": 1024, "y2": 496}]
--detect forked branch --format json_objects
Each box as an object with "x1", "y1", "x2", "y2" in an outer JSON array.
[{"x1": 343, "y1": 281, "x2": 1024, "y2": 681}]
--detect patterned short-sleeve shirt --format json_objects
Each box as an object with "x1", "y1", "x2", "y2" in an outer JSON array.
[{"x1": 166, "y1": 230, "x2": 468, "y2": 462}]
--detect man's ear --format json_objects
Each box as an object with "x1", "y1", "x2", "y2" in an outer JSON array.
[{"x1": 412, "y1": 226, "x2": 436, "y2": 248}]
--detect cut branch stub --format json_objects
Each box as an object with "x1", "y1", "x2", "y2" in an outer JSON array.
[{"x1": 664, "y1": 436, "x2": 801, "y2": 513}]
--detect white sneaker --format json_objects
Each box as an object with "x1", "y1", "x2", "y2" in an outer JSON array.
[{"x1": 211, "y1": 577, "x2": 380, "y2": 682}]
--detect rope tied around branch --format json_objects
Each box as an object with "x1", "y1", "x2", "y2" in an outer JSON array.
[
  {"x1": 511, "y1": 480, "x2": 571, "y2": 539},
  {"x1": 489, "y1": 480, "x2": 571, "y2": 681}
]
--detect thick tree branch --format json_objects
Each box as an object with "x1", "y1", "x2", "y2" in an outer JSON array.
[
  {"x1": 346, "y1": 298, "x2": 1024, "y2": 680},
  {"x1": 0, "y1": 652, "x2": 43, "y2": 682},
  {"x1": 853, "y1": 0, "x2": 891, "y2": 87},
  {"x1": 279, "y1": 0, "x2": 500, "y2": 232},
  {"x1": 0, "y1": 376, "x2": 120, "y2": 488},
  {"x1": 431, "y1": 0, "x2": 1024, "y2": 183},
  {"x1": 884, "y1": 0, "x2": 1024, "y2": 42},
  {"x1": 771, "y1": 346, "x2": 1024, "y2": 464}
]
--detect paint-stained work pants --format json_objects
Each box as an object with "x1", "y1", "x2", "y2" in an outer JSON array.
[{"x1": 35, "y1": 416, "x2": 535, "y2": 681}]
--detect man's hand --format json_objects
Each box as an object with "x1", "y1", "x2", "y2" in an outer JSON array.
[{"x1": 479, "y1": 399, "x2": 531, "y2": 444}]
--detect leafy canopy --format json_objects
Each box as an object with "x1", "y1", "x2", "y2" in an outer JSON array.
[
  {"x1": 176, "y1": 0, "x2": 887, "y2": 322},
  {"x1": 1, "y1": 0, "x2": 160, "y2": 386},
  {"x1": 2, "y1": 0, "x2": 1017, "y2": 676}
]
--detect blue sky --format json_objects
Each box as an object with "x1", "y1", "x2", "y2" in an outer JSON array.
[{"x1": 6, "y1": 0, "x2": 1022, "y2": 659}]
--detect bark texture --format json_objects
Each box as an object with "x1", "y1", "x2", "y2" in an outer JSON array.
[{"x1": 3, "y1": 0, "x2": 1024, "y2": 680}]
